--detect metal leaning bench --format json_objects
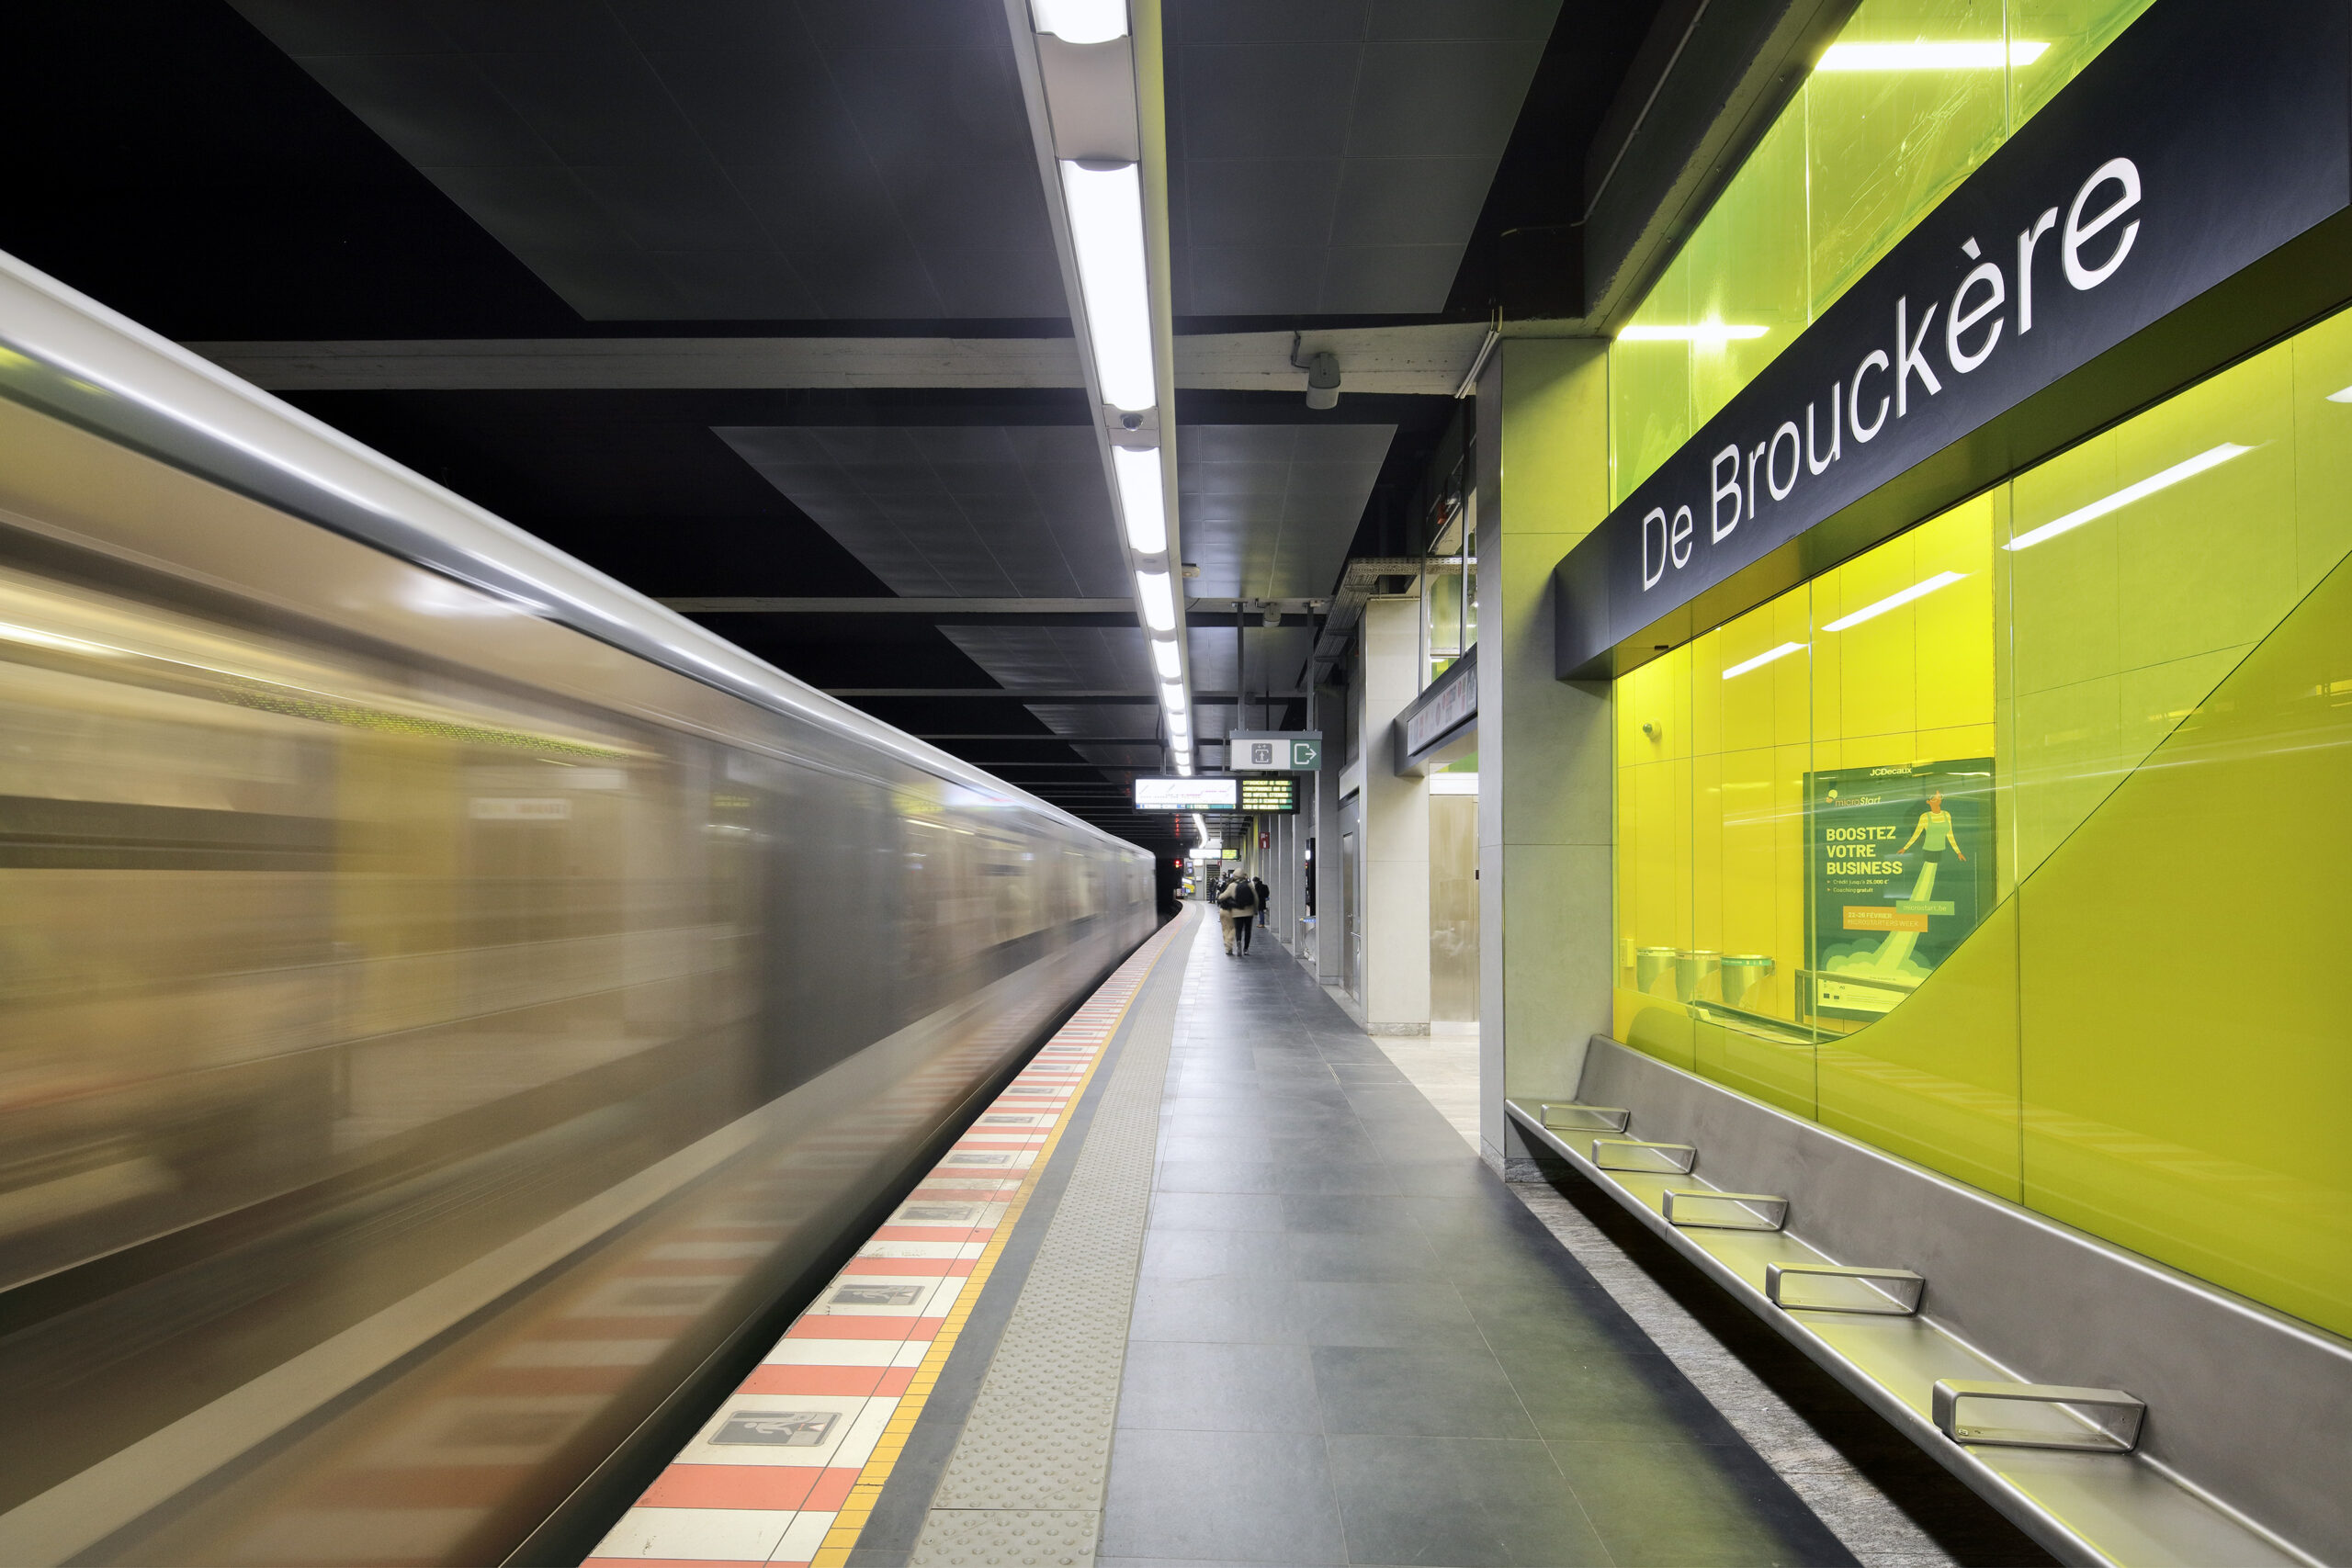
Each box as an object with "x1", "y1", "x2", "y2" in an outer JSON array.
[{"x1": 1505, "y1": 1037, "x2": 2342, "y2": 1568}]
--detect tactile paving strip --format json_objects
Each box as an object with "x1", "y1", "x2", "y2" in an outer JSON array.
[
  {"x1": 582, "y1": 915, "x2": 1189, "y2": 1568},
  {"x1": 905, "y1": 920, "x2": 1190, "y2": 1565}
]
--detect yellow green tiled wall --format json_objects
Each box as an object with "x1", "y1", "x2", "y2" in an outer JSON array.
[
  {"x1": 1611, "y1": 308, "x2": 2352, "y2": 1332},
  {"x1": 1611, "y1": 0, "x2": 2156, "y2": 506}
]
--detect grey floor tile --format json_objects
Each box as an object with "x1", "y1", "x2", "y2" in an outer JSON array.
[
  {"x1": 1324, "y1": 1433, "x2": 1612, "y2": 1567},
  {"x1": 1140, "y1": 1229, "x2": 1297, "y2": 1280},
  {"x1": 1118, "y1": 1341, "x2": 1322, "y2": 1434},
  {"x1": 1131, "y1": 1275, "x2": 1307, "y2": 1343},
  {"x1": 1503, "y1": 1343, "x2": 1745, "y2": 1446},
  {"x1": 1280, "y1": 1194, "x2": 1419, "y2": 1233},
  {"x1": 1294, "y1": 1279, "x2": 1480, "y2": 1348},
  {"x1": 1102, "y1": 1428, "x2": 1347, "y2": 1564},
  {"x1": 1148, "y1": 1191, "x2": 1289, "y2": 1232},
  {"x1": 1312, "y1": 1344, "x2": 1538, "y2": 1438},
  {"x1": 1280, "y1": 1227, "x2": 1444, "y2": 1283},
  {"x1": 1549, "y1": 1439, "x2": 1857, "y2": 1566},
  {"x1": 1157, "y1": 1159, "x2": 1401, "y2": 1196}
]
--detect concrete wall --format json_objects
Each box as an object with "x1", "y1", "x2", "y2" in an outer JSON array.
[{"x1": 1476, "y1": 338, "x2": 1615, "y2": 1172}]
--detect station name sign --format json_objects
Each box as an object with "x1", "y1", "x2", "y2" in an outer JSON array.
[{"x1": 1553, "y1": 0, "x2": 2348, "y2": 678}]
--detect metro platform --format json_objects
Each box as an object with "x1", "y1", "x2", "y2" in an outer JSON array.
[{"x1": 588, "y1": 908, "x2": 2030, "y2": 1568}]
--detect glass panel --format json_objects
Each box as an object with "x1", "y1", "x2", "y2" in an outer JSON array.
[
  {"x1": 1806, "y1": 0, "x2": 2007, "y2": 310},
  {"x1": 1605, "y1": 0, "x2": 2158, "y2": 502},
  {"x1": 1609, "y1": 304, "x2": 2352, "y2": 1330}
]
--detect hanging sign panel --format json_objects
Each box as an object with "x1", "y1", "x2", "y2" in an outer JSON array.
[
  {"x1": 1552, "y1": 0, "x2": 2350, "y2": 678},
  {"x1": 1238, "y1": 776, "x2": 1298, "y2": 813},
  {"x1": 1134, "y1": 776, "x2": 1237, "y2": 811}
]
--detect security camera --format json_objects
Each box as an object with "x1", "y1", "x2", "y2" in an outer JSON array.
[{"x1": 1304, "y1": 352, "x2": 1340, "y2": 410}]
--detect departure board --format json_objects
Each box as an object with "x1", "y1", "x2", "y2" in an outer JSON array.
[{"x1": 1238, "y1": 776, "x2": 1297, "y2": 813}]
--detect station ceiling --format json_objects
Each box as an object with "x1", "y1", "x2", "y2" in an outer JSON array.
[{"x1": 0, "y1": 0, "x2": 1667, "y2": 854}]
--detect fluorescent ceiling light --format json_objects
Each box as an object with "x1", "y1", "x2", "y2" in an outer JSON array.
[
  {"x1": 1721, "y1": 641, "x2": 1809, "y2": 679},
  {"x1": 1136, "y1": 569, "x2": 1175, "y2": 631},
  {"x1": 1159, "y1": 681, "x2": 1185, "y2": 712},
  {"x1": 1821, "y1": 571, "x2": 1966, "y2": 631},
  {"x1": 1060, "y1": 161, "x2": 1156, "y2": 412},
  {"x1": 1150, "y1": 637, "x2": 1180, "y2": 679},
  {"x1": 1032, "y1": 0, "x2": 1126, "y2": 43},
  {"x1": 1114, "y1": 446, "x2": 1167, "y2": 553},
  {"x1": 1176, "y1": 758, "x2": 1193, "y2": 775},
  {"x1": 1817, "y1": 40, "x2": 2048, "y2": 71},
  {"x1": 1618, "y1": 322, "x2": 1768, "y2": 344},
  {"x1": 2004, "y1": 444, "x2": 2254, "y2": 551}
]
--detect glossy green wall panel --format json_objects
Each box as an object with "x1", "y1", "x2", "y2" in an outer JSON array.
[
  {"x1": 1607, "y1": 0, "x2": 2157, "y2": 506},
  {"x1": 1609, "y1": 307, "x2": 2352, "y2": 1335},
  {"x1": 1806, "y1": 0, "x2": 2007, "y2": 310},
  {"x1": 2018, "y1": 548, "x2": 2352, "y2": 1330},
  {"x1": 1817, "y1": 898, "x2": 2022, "y2": 1199}
]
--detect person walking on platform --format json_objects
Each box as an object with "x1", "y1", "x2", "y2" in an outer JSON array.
[
  {"x1": 1221, "y1": 871, "x2": 1259, "y2": 954},
  {"x1": 1215, "y1": 869, "x2": 1239, "y2": 954},
  {"x1": 1251, "y1": 874, "x2": 1272, "y2": 948}
]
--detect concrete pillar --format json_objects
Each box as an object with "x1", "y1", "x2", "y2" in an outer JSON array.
[
  {"x1": 1362, "y1": 594, "x2": 1431, "y2": 1033},
  {"x1": 1313, "y1": 685, "x2": 1345, "y2": 987},
  {"x1": 1476, "y1": 339, "x2": 1614, "y2": 1175}
]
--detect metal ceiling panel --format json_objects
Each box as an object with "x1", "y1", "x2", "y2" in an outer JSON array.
[
  {"x1": 1177, "y1": 424, "x2": 1394, "y2": 601},
  {"x1": 232, "y1": 0, "x2": 1060, "y2": 321},
  {"x1": 1165, "y1": 0, "x2": 1562, "y2": 314},
  {"x1": 718, "y1": 425, "x2": 1125, "y2": 599}
]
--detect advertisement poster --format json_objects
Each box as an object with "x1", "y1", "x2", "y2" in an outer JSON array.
[{"x1": 1804, "y1": 759, "x2": 1994, "y2": 1022}]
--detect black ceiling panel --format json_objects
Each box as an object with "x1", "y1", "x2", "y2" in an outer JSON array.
[
  {"x1": 1166, "y1": 0, "x2": 1562, "y2": 317},
  {"x1": 232, "y1": 0, "x2": 1063, "y2": 321}
]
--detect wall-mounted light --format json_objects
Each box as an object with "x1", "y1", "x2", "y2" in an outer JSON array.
[
  {"x1": 1617, "y1": 321, "x2": 1769, "y2": 344},
  {"x1": 1721, "y1": 641, "x2": 1808, "y2": 679},
  {"x1": 1821, "y1": 571, "x2": 1966, "y2": 631},
  {"x1": 1136, "y1": 569, "x2": 1175, "y2": 631},
  {"x1": 1032, "y1": 0, "x2": 1127, "y2": 43},
  {"x1": 1817, "y1": 39, "x2": 2048, "y2": 71},
  {"x1": 1060, "y1": 161, "x2": 1156, "y2": 412},
  {"x1": 1114, "y1": 445, "x2": 1167, "y2": 552},
  {"x1": 2004, "y1": 444, "x2": 2252, "y2": 551}
]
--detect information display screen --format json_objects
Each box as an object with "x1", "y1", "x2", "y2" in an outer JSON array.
[
  {"x1": 1134, "y1": 776, "x2": 1238, "y2": 811},
  {"x1": 1238, "y1": 776, "x2": 1298, "y2": 813}
]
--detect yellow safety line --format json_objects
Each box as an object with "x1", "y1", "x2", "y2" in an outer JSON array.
[{"x1": 810, "y1": 920, "x2": 1183, "y2": 1568}]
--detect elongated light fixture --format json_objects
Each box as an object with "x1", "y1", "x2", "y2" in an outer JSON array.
[
  {"x1": 1822, "y1": 571, "x2": 1966, "y2": 631},
  {"x1": 1136, "y1": 569, "x2": 1175, "y2": 631},
  {"x1": 1721, "y1": 641, "x2": 1808, "y2": 679},
  {"x1": 1032, "y1": 0, "x2": 1127, "y2": 43},
  {"x1": 1817, "y1": 40, "x2": 2047, "y2": 71},
  {"x1": 1061, "y1": 161, "x2": 1156, "y2": 412},
  {"x1": 2004, "y1": 444, "x2": 2253, "y2": 551},
  {"x1": 1113, "y1": 445, "x2": 1167, "y2": 552},
  {"x1": 1618, "y1": 321, "x2": 1768, "y2": 344},
  {"x1": 1150, "y1": 637, "x2": 1181, "y2": 679}
]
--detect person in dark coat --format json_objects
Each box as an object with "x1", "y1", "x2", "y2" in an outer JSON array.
[
  {"x1": 1251, "y1": 874, "x2": 1272, "y2": 949},
  {"x1": 1222, "y1": 871, "x2": 1259, "y2": 953}
]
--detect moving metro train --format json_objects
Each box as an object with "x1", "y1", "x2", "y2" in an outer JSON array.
[{"x1": 0, "y1": 251, "x2": 1158, "y2": 1565}]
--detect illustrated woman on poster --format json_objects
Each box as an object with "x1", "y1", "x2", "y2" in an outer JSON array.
[{"x1": 1897, "y1": 789, "x2": 1965, "y2": 867}]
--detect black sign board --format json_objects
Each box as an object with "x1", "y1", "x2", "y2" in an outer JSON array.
[
  {"x1": 1238, "y1": 776, "x2": 1298, "y2": 813},
  {"x1": 1553, "y1": 0, "x2": 2351, "y2": 678}
]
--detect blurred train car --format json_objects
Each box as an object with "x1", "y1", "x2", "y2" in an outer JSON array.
[{"x1": 0, "y1": 251, "x2": 1156, "y2": 1565}]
